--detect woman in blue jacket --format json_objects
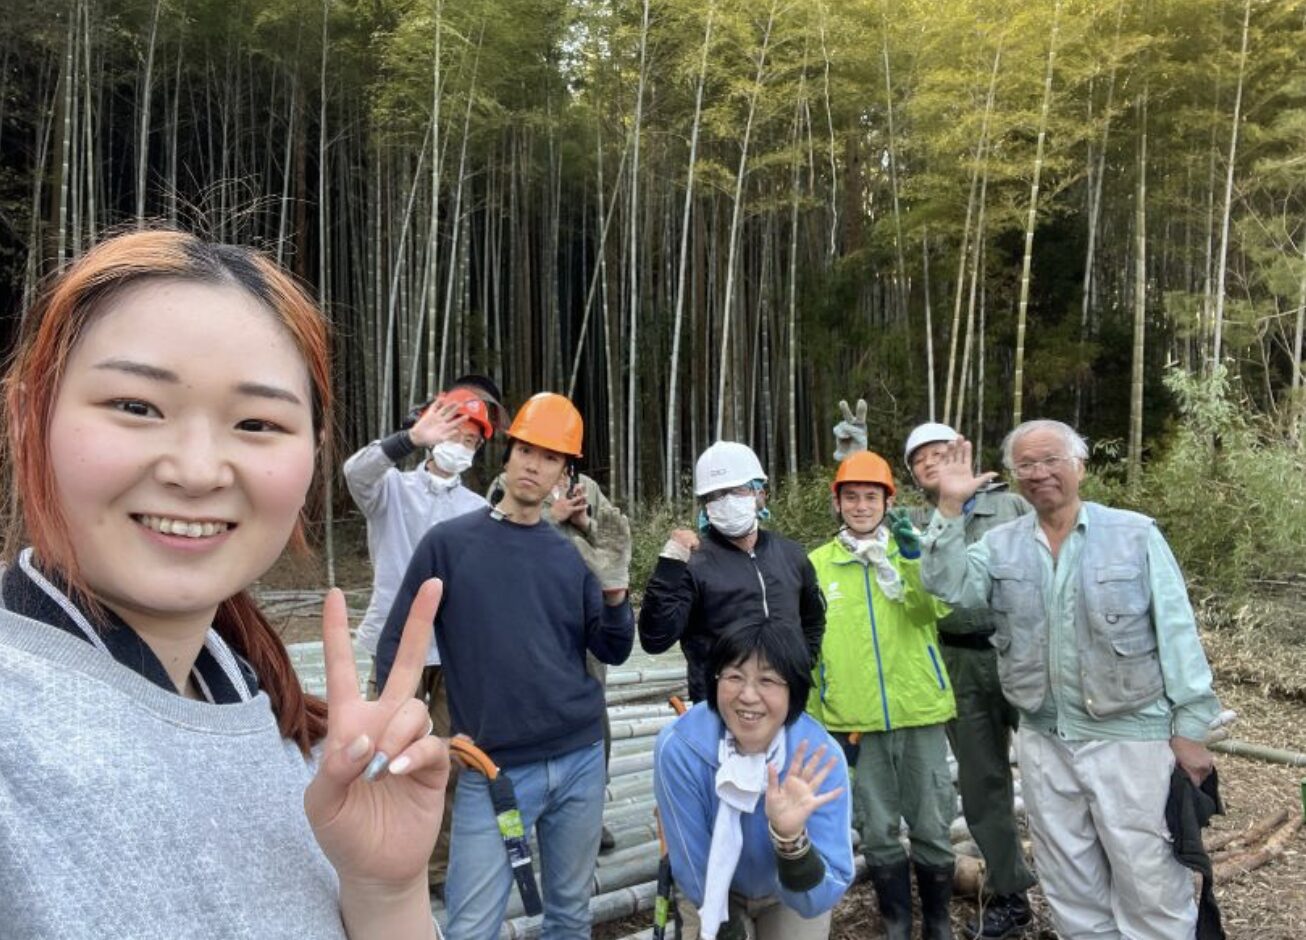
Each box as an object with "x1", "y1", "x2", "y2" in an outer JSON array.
[{"x1": 653, "y1": 620, "x2": 854, "y2": 939}]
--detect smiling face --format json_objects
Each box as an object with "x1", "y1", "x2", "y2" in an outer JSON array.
[
  {"x1": 715, "y1": 653, "x2": 790, "y2": 755},
  {"x1": 1011, "y1": 426, "x2": 1085, "y2": 517},
  {"x1": 909, "y1": 441, "x2": 949, "y2": 495},
  {"x1": 46, "y1": 278, "x2": 317, "y2": 636},
  {"x1": 836, "y1": 482, "x2": 890, "y2": 537}
]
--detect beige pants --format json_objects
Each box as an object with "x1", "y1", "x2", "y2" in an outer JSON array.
[
  {"x1": 675, "y1": 893, "x2": 832, "y2": 940},
  {"x1": 1017, "y1": 728, "x2": 1196, "y2": 939},
  {"x1": 368, "y1": 663, "x2": 457, "y2": 886}
]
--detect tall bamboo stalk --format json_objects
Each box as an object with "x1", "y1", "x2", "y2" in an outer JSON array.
[
  {"x1": 318, "y1": 0, "x2": 335, "y2": 586},
  {"x1": 1011, "y1": 0, "x2": 1061, "y2": 426},
  {"x1": 922, "y1": 230, "x2": 936, "y2": 419},
  {"x1": 1128, "y1": 84, "x2": 1147, "y2": 487},
  {"x1": 625, "y1": 0, "x2": 651, "y2": 502},
  {"x1": 665, "y1": 0, "x2": 715, "y2": 500},
  {"x1": 1211, "y1": 0, "x2": 1251, "y2": 370},
  {"x1": 881, "y1": 3, "x2": 908, "y2": 324},
  {"x1": 1076, "y1": 0, "x2": 1123, "y2": 425},
  {"x1": 715, "y1": 0, "x2": 777, "y2": 441},
  {"x1": 438, "y1": 32, "x2": 483, "y2": 392},
  {"x1": 56, "y1": 0, "x2": 78, "y2": 268},
  {"x1": 944, "y1": 42, "x2": 1002, "y2": 427},
  {"x1": 135, "y1": 0, "x2": 162, "y2": 224}
]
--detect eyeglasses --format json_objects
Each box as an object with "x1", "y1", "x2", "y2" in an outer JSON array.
[
  {"x1": 910, "y1": 448, "x2": 947, "y2": 470},
  {"x1": 717, "y1": 670, "x2": 788, "y2": 695},
  {"x1": 704, "y1": 485, "x2": 755, "y2": 503},
  {"x1": 1010, "y1": 455, "x2": 1080, "y2": 479}
]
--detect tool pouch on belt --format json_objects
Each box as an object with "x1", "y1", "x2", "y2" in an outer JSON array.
[{"x1": 487, "y1": 775, "x2": 544, "y2": 917}]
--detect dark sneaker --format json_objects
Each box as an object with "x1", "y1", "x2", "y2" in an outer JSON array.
[{"x1": 966, "y1": 893, "x2": 1032, "y2": 940}]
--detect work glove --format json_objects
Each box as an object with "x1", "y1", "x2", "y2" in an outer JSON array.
[
  {"x1": 832, "y1": 398, "x2": 868, "y2": 461},
  {"x1": 573, "y1": 506, "x2": 632, "y2": 591},
  {"x1": 886, "y1": 508, "x2": 921, "y2": 559}
]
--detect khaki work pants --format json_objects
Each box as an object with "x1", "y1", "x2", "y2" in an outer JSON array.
[
  {"x1": 675, "y1": 893, "x2": 832, "y2": 940},
  {"x1": 1017, "y1": 728, "x2": 1197, "y2": 939}
]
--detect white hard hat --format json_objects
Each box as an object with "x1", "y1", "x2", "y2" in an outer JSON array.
[
  {"x1": 694, "y1": 441, "x2": 767, "y2": 496},
  {"x1": 904, "y1": 422, "x2": 959, "y2": 466}
]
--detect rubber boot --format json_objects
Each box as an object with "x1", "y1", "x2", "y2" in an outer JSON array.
[
  {"x1": 867, "y1": 859, "x2": 913, "y2": 940},
  {"x1": 965, "y1": 893, "x2": 1032, "y2": 939},
  {"x1": 915, "y1": 859, "x2": 956, "y2": 940}
]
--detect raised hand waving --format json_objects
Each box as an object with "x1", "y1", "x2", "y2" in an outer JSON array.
[
  {"x1": 934, "y1": 437, "x2": 997, "y2": 517},
  {"x1": 764, "y1": 740, "x2": 844, "y2": 841}
]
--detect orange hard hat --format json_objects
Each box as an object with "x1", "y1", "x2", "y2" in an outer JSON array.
[
  {"x1": 437, "y1": 388, "x2": 494, "y2": 441},
  {"x1": 832, "y1": 450, "x2": 896, "y2": 497},
  {"x1": 507, "y1": 392, "x2": 584, "y2": 457}
]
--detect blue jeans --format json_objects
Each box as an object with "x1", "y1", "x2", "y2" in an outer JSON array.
[{"x1": 444, "y1": 741, "x2": 605, "y2": 940}]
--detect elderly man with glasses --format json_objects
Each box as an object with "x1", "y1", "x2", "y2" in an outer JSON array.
[{"x1": 919, "y1": 420, "x2": 1220, "y2": 940}]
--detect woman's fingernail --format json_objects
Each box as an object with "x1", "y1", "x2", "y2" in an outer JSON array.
[
  {"x1": 346, "y1": 734, "x2": 371, "y2": 762},
  {"x1": 389, "y1": 755, "x2": 412, "y2": 775},
  {"x1": 363, "y1": 751, "x2": 390, "y2": 782}
]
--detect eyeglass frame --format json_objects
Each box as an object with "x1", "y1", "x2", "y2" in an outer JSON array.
[
  {"x1": 702, "y1": 483, "x2": 757, "y2": 504},
  {"x1": 715, "y1": 668, "x2": 790, "y2": 696},
  {"x1": 1009, "y1": 454, "x2": 1083, "y2": 480}
]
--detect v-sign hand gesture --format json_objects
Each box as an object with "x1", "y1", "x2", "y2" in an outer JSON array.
[
  {"x1": 764, "y1": 740, "x2": 844, "y2": 841},
  {"x1": 304, "y1": 579, "x2": 450, "y2": 892}
]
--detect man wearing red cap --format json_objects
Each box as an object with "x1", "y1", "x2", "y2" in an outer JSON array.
[{"x1": 343, "y1": 386, "x2": 494, "y2": 893}]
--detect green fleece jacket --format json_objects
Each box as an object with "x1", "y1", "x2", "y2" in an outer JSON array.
[{"x1": 807, "y1": 537, "x2": 955, "y2": 732}]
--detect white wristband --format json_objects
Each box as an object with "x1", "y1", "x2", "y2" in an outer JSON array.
[{"x1": 659, "y1": 540, "x2": 693, "y2": 563}]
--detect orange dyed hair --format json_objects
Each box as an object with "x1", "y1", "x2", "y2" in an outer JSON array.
[{"x1": 3, "y1": 229, "x2": 330, "y2": 754}]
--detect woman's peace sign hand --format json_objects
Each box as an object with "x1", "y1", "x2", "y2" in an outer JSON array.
[{"x1": 304, "y1": 579, "x2": 450, "y2": 891}]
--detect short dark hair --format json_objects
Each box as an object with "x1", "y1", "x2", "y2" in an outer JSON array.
[
  {"x1": 705, "y1": 620, "x2": 812, "y2": 726},
  {"x1": 448, "y1": 372, "x2": 504, "y2": 405}
]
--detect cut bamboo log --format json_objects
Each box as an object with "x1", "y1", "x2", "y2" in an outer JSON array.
[
  {"x1": 1209, "y1": 739, "x2": 1306, "y2": 768},
  {"x1": 1206, "y1": 808, "x2": 1291, "y2": 854},
  {"x1": 607, "y1": 667, "x2": 686, "y2": 687},
  {"x1": 1213, "y1": 813, "x2": 1303, "y2": 882},
  {"x1": 954, "y1": 854, "x2": 986, "y2": 898}
]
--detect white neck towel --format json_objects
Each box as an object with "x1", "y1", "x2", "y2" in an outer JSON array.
[
  {"x1": 698, "y1": 728, "x2": 787, "y2": 939},
  {"x1": 838, "y1": 526, "x2": 904, "y2": 600}
]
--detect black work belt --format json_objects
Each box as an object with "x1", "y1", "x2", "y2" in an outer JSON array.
[{"x1": 937, "y1": 631, "x2": 996, "y2": 651}]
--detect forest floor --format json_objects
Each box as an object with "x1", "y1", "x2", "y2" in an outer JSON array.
[{"x1": 260, "y1": 515, "x2": 1306, "y2": 939}]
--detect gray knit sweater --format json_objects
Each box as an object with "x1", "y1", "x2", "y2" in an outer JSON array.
[{"x1": 0, "y1": 608, "x2": 347, "y2": 940}]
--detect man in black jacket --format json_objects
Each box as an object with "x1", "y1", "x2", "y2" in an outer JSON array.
[{"x1": 639, "y1": 441, "x2": 826, "y2": 701}]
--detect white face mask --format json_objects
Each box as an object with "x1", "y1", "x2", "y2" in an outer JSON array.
[
  {"x1": 706, "y1": 493, "x2": 759, "y2": 538},
  {"x1": 430, "y1": 441, "x2": 475, "y2": 476}
]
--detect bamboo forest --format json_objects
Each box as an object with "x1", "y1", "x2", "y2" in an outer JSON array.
[{"x1": 1, "y1": 0, "x2": 1304, "y2": 503}]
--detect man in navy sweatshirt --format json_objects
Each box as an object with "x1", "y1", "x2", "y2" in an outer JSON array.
[{"x1": 376, "y1": 392, "x2": 634, "y2": 940}]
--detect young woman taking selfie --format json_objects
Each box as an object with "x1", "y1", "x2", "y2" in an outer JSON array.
[{"x1": 0, "y1": 230, "x2": 448, "y2": 939}]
